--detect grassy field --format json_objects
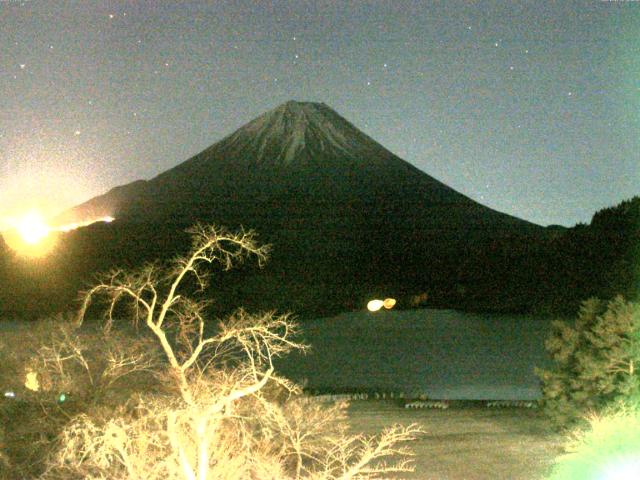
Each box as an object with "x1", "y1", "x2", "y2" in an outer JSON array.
[{"x1": 346, "y1": 401, "x2": 564, "y2": 480}]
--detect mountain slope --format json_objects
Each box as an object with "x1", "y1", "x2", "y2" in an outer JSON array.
[
  {"x1": 58, "y1": 101, "x2": 536, "y2": 233},
  {"x1": 48, "y1": 101, "x2": 544, "y2": 315}
]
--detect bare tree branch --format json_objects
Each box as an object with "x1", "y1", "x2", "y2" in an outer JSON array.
[{"x1": 42, "y1": 223, "x2": 423, "y2": 480}]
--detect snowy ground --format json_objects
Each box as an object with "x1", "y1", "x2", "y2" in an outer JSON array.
[{"x1": 277, "y1": 309, "x2": 555, "y2": 400}]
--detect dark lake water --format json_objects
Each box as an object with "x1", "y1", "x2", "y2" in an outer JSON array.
[
  {"x1": 1, "y1": 309, "x2": 556, "y2": 400},
  {"x1": 276, "y1": 309, "x2": 555, "y2": 400}
]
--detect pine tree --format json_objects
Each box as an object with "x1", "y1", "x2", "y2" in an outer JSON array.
[{"x1": 536, "y1": 296, "x2": 640, "y2": 427}]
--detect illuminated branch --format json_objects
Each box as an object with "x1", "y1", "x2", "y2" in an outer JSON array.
[{"x1": 44, "y1": 223, "x2": 423, "y2": 480}]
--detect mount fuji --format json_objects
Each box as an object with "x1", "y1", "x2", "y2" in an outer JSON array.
[
  {"x1": 58, "y1": 101, "x2": 536, "y2": 234},
  {"x1": 30, "y1": 101, "x2": 546, "y2": 315}
]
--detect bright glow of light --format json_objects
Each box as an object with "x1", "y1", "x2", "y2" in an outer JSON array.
[
  {"x1": 56, "y1": 215, "x2": 115, "y2": 232},
  {"x1": 383, "y1": 298, "x2": 397, "y2": 309},
  {"x1": 367, "y1": 298, "x2": 396, "y2": 312},
  {"x1": 24, "y1": 370, "x2": 40, "y2": 392},
  {"x1": 1, "y1": 211, "x2": 115, "y2": 257},
  {"x1": 600, "y1": 457, "x2": 640, "y2": 480},
  {"x1": 3, "y1": 391, "x2": 16, "y2": 398},
  {"x1": 367, "y1": 299, "x2": 384, "y2": 312},
  {"x1": 16, "y1": 211, "x2": 49, "y2": 245},
  {"x1": 1, "y1": 211, "x2": 57, "y2": 257}
]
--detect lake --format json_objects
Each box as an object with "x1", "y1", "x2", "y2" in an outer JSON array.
[
  {"x1": 276, "y1": 309, "x2": 555, "y2": 400},
  {"x1": 1, "y1": 308, "x2": 556, "y2": 400}
]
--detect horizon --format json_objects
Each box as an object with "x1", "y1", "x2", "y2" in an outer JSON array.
[{"x1": 1, "y1": 1, "x2": 638, "y2": 227}]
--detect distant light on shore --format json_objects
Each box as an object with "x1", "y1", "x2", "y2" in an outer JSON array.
[
  {"x1": 367, "y1": 299, "x2": 384, "y2": 312},
  {"x1": 367, "y1": 298, "x2": 396, "y2": 312}
]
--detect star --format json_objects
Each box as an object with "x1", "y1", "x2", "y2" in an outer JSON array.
[
  {"x1": 509, "y1": 66, "x2": 514, "y2": 70},
  {"x1": 74, "y1": 130, "x2": 81, "y2": 136},
  {"x1": 19, "y1": 64, "x2": 26, "y2": 69},
  {"x1": 109, "y1": 14, "x2": 114, "y2": 19},
  {"x1": 494, "y1": 42, "x2": 499, "y2": 47}
]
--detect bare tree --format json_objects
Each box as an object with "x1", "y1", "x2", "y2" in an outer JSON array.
[{"x1": 42, "y1": 223, "x2": 421, "y2": 480}]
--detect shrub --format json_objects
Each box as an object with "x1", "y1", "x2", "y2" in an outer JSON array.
[
  {"x1": 548, "y1": 401, "x2": 640, "y2": 480},
  {"x1": 536, "y1": 296, "x2": 640, "y2": 428},
  {"x1": 0, "y1": 314, "x2": 164, "y2": 478}
]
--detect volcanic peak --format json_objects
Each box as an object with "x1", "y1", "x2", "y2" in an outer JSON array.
[{"x1": 217, "y1": 100, "x2": 378, "y2": 166}]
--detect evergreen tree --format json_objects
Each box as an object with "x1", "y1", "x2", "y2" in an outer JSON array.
[{"x1": 536, "y1": 296, "x2": 640, "y2": 427}]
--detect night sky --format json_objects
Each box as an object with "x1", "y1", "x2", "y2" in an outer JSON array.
[{"x1": 1, "y1": 0, "x2": 638, "y2": 228}]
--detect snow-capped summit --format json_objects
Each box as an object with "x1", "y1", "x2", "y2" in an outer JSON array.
[
  {"x1": 219, "y1": 100, "x2": 376, "y2": 165},
  {"x1": 171, "y1": 99, "x2": 406, "y2": 172}
]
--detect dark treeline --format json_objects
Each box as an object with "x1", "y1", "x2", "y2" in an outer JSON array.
[
  {"x1": 451, "y1": 196, "x2": 640, "y2": 315},
  {"x1": 0, "y1": 196, "x2": 638, "y2": 320}
]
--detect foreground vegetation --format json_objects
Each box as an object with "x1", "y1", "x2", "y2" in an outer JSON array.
[
  {"x1": 548, "y1": 401, "x2": 640, "y2": 480},
  {"x1": 1, "y1": 224, "x2": 420, "y2": 479},
  {"x1": 1, "y1": 217, "x2": 638, "y2": 478},
  {"x1": 538, "y1": 296, "x2": 640, "y2": 477},
  {"x1": 537, "y1": 296, "x2": 640, "y2": 427}
]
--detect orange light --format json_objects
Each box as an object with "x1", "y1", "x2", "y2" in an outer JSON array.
[
  {"x1": 1, "y1": 211, "x2": 115, "y2": 258},
  {"x1": 15, "y1": 211, "x2": 49, "y2": 244},
  {"x1": 1, "y1": 211, "x2": 57, "y2": 257},
  {"x1": 383, "y1": 298, "x2": 397, "y2": 309}
]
